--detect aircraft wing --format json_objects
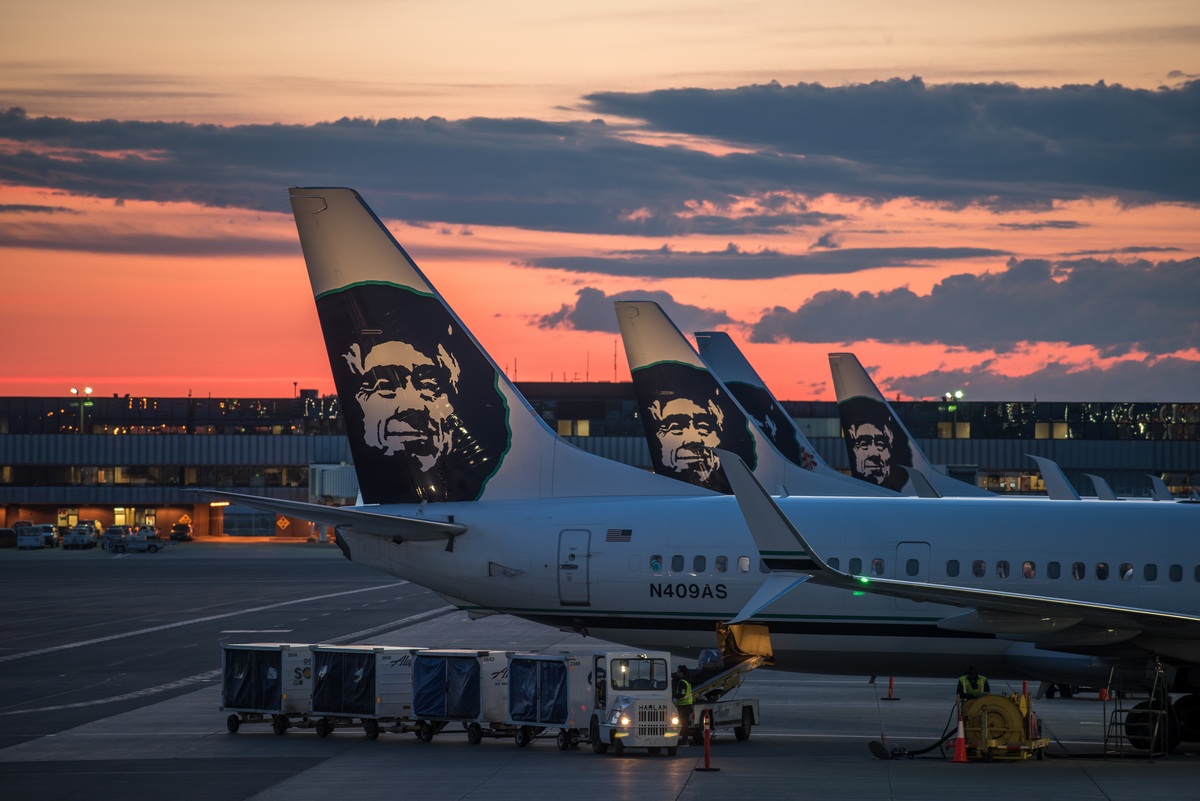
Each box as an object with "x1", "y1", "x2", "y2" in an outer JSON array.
[
  {"x1": 194, "y1": 490, "x2": 466, "y2": 542},
  {"x1": 715, "y1": 450, "x2": 1200, "y2": 644}
]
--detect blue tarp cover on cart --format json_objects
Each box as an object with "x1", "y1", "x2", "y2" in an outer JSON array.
[
  {"x1": 508, "y1": 658, "x2": 568, "y2": 725},
  {"x1": 414, "y1": 655, "x2": 482, "y2": 719},
  {"x1": 312, "y1": 650, "x2": 375, "y2": 716},
  {"x1": 224, "y1": 648, "x2": 281, "y2": 712}
]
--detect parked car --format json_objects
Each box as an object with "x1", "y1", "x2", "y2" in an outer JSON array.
[
  {"x1": 34, "y1": 524, "x2": 59, "y2": 548},
  {"x1": 137, "y1": 525, "x2": 161, "y2": 539},
  {"x1": 18, "y1": 524, "x2": 57, "y2": 549},
  {"x1": 0, "y1": 528, "x2": 17, "y2": 549},
  {"x1": 169, "y1": 523, "x2": 194, "y2": 542},
  {"x1": 102, "y1": 526, "x2": 133, "y2": 551},
  {"x1": 78, "y1": 519, "x2": 104, "y2": 536},
  {"x1": 64, "y1": 524, "x2": 100, "y2": 550}
]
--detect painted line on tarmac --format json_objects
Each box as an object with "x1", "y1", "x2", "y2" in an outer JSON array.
[
  {"x1": 0, "y1": 582, "x2": 409, "y2": 664},
  {"x1": 0, "y1": 670, "x2": 222, "y2": 715},
  {"x1": 323, "y1": 606, "x2": 457, "y2": 644}
]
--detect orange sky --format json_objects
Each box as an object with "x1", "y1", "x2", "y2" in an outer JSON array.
[{"x1": 2, "y1": 1, "x2": 1198, "y2": 400}]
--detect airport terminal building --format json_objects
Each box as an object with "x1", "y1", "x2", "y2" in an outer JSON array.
[{"x1": 1, "y1": 385, "x2": 1196, "y2": 536}]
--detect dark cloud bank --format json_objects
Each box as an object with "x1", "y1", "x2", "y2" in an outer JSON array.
[
  {"x1": 751, "y1": 257, "x2": 1200, "y2": 357},
  {"x1": 538, "y1": 287, "x2": 733, "y2": 334}
]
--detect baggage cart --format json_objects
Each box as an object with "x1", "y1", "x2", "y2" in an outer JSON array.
[
  {"x1": 309, "y1": 644, "x2": 426, "y2": 739},
  {"x1": 410, "y1": 649, "x2": 514, "y2": 744},
  {"x1": 506, "y1": 652, "x2": 592, "y2": 749},
  {"x1": 220, "y1": 643, "x2": 313, "y2": 735}
]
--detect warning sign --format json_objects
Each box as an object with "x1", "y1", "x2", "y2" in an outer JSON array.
[
  {"x1": 276, "y1": 517, "x2": 290, "y2": 530},
  {"x1": 179, "y1": 514, "x2": 192, "y2": 525}
]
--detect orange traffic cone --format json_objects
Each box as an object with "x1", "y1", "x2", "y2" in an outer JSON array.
[{"x1": 952, "y1": 717, "x2": 968, "y2": 763}]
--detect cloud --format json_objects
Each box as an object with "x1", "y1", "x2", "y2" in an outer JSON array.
[
  {"x1": 585, "y1": 77, "x2": 1200, "y2": 207},
  {"x1": 810, "y1": 230, "x2": 841, "y2": 249},
  {"x1": 0, "y1": 222, "x2": 298, "y2": 256},
  {"x1": 884, "y1": 356, "x2": 1200, "y2": 402},
  {"x1": 537, "y1": 286, "x2": 734, "y2": 333},
  {"x1": 1058, "y1": 245, "x2": 1183, "y2": 256},
  {"x1": 524, "y1": 243, "x2": 1009, "y2": 280},
  {"x1": 0, "y1": 203, "x2": 79, "y2": 214},
  {"x1": 996, "y1": 220, "x2": 1088, "y2": 231},
  {"x1": 750, "y1": 256, "x2": 1200, "y2": 356}
]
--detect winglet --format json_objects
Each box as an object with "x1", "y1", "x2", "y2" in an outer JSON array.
[
  {"x1": 1027, "y1": 455, "x2": 1081, "y2": 501},
  {"x1": 1086, "y1": 474, "x2": 1119, "y2": 501}
]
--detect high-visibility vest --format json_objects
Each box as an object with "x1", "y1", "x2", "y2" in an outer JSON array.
[
  {"x1": 677, "y1": 680, "x2": 693, "y2": 705},
  {"x1": 959, "y1": 674, "x2": 987, "y2": 698}
]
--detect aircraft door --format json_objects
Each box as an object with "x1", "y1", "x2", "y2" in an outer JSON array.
[
  {"x1": 557, "y1": 529, "x2": 591, "y2": 606},
  {"x1": 894, "y1": 541, "x2": 930, "y2": 609}
]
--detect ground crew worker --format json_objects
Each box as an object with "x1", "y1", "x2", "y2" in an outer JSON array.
[
  {"x1": 957, "y1": 666, "x2": 990, "y2": 699},
  {"x1": 674, "y1": 665, "x2": 693, "y2": 744}
]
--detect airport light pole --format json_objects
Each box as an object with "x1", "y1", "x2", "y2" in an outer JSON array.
[{"x1": 69, "y1": 386, "x2": 93, "y2": 434}]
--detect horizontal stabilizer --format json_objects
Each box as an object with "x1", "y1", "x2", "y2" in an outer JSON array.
[
  {"x1": 1027, "y1": 456, "x2": 1080, "y2": 501},
  {"x1": 193, "y1": 490, "x2": 465, "y2": 542}
]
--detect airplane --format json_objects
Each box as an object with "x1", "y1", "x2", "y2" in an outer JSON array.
[
  {"x1": 202, "y1": 188, "x2": 1200, "y2": 743},
  {"x1": 615, "y1": 300, "x2": 910, "y2": 497},
  {"x1": 694, "y1": 331, "x2": 870, "y2": 486}
]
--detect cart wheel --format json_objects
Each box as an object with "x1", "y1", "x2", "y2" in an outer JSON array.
[
  {"x1": 612, "y1": 732, "x2": 625, "y2": 756},
  {"x1": 1035, "y1": 746, "x2": 1044, "y2": 760},
  {"x1": 735, "y1": 707, "x2": 753, "y2": 741},
  {"x1": 647, "y1": 746, "x2": 662, "y2": 755},
  {"x1": 148, "y1": 544, "x2": 158, "y2": 553},
  {"x1": 568, "y1": 729, "x2": 580, "y2": 749},
  {"x1": 315, "y1": 718, "x2": 331, "y2": 738},
  {"x1": 515, "y1": 726, "x2": 532, "y2": 748},
  {"x1": 272, "y1": 716, "x2": 288, "y2": 735},
  {"x1": 590, "y1": 720, "x2": 608, "y2": 754},
  {"x1": 227, "y1": 714, "x2": 241, "y2": 733},
  {"x1": 667, "y1": 746, "x2": 677, "y2": 756},
  {"x1": 363, "y1": 719, "x2": 380, "y2": 740},
  {"x1": 466, "y1": 722, "x2": 482, "y2": 745},
  {"x1": 556, "y1": 730, "x2": 570, "y2": 751},
  {"x1": 418, "y1": 722, "x2": 435, "y2": 743}
]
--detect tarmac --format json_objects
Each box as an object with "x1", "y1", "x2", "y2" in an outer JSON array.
[{"x1": 1, "y1": 541, "x2": 1198, "y2": 800}]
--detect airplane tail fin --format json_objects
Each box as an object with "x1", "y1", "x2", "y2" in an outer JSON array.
[
  {"x1": 289, "y1": 188, "x2": 707, "y2": 504},
  {"x1": 828, "y1": 353, "x2": 991, "y2": 497}
]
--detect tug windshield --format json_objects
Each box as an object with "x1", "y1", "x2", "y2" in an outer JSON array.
[{"x1": 610, "y1": 658, "x2": 668, "y2": 691}]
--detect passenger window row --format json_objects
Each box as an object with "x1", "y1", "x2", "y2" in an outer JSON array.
[
  {"x1": 825, "y1": 557, "x2": 887, "y2": 577},
  {"x1": 945, "y1": 559, "x2": 1196, "y2": 582},
  {"x1": 649, "y1": 554, "x2": 767, "y2": 574}
]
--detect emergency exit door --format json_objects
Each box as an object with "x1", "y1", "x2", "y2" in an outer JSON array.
[
  {"x1": 558, "y1": 529, "x2": 591, "y2": 606},
  {"x1": 894, "y1": 541, "x2": 930, "y2": 609}
]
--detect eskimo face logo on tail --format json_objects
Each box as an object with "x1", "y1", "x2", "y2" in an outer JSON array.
[
  {"x1": 723, "y1": 382, "x2": 804, "y2": 468},
  {"x1": 317, "y1": 283, "x2": 510, "y2": 504},
  {"x1": 633, "y1": 362, "x2": 754, "y2": 494},
  {"x1": 839, "y1": 396, "x2": 913, "y2": 493}
]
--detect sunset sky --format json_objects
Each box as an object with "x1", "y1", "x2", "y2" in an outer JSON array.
[{"x1": 2, "y1": 1, "x2": 1198, "y2": 401}]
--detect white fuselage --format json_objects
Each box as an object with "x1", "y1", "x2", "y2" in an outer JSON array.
[{"x1": 343, "y1": 494, "x2": 1199, "y2": 683}]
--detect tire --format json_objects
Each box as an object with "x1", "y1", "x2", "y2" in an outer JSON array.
[
  {"x1": 515, "y1": 726, "x2": 532, "y2": 748},
  {"x1": 1174, "y1": 694, "x2": 1200, "y2": 743},
  {"x1": 1035, "y1": 746, "x2": 1044, "y2": 760},
  {"x1": 148, "y1": 544, "x2": 158, "y2": 553},
  {"x1": 647, "y1": 746, "x2": 662, "y2": 755},
  {"x1": 272, "y1": 716, "x2": 288, "y2": 735},
  {"x1": 364, "y1": 719, "x2": 380, "y2": 740},
  {"x1": 667, "y1": 746, "x2": 677, "y2": 756},
  {"x1": 419, "y1": 722, "x2": 435, "y2": 743},
  {"x1": 315, "y1": 718, "x2": 331, "y2": 738},
  {"x1": 226, "y1": 714, "x2": 240, "y2": 733},
  {"x1": 612, "y1": 731, "x2": 625, "y2": 756},
  {"x1": 557, "y1": 730, "x2": 570, "y2": 751},
  {"x1": 590, "y1": 719, "x2": 608, "y2": 754},
  {"x1": 467, "y1": 722, "x2": 483, "y2": 745},
  {"x1": 735, "y1": 707, "x2": 753, "y2": 741},
  {"x1": 1126, "y1": 699, "x2": 1182, "y2": 752}
]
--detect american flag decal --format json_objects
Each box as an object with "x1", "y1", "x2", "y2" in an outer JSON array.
[{"x1": 605, "y1": 529, "x2": 632, "y2": 543}]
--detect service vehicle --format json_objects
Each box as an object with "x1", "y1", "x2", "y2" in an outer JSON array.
[
  {"x1": 309, "y1": 644, "x2": 427, "y2": 739},
  {"x1": 64, "y1": 524, "x2": 100, "y2": 550},
  {"x1": 102, "y1": 526, "x2": 132, "y2": 551},
  {"x1": 120, "y1": 533, "x2": 168, "y2": 554},
  {"x1": 137, "y1": 525, "x2": 161, "y2": 538},
  {"x1": 221, "y1": 642, "x2": 315, "y2": 734},
  {"x1": 170, "y1": 523, "x2": 194, "y2": 542},
  {"x1": 409, "y1": 649, "x2": 512, "y2": 743},
  {"x1": 589, "y1": 650, "x2": 681, "y2": 755},
  {"x1": 678, "y1": 650, "x2": 764, "y2": 744},
  {"x1": 19, "y1": 524, "x2": 59, "y2": 549}
]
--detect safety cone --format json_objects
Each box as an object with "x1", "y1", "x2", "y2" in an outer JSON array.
[
  {"x1": 952, "y1": 717, "x2": 968, "y2": 763},
  {"x1": 882, "y1": 676, "x2": 900, "y2": 701}
]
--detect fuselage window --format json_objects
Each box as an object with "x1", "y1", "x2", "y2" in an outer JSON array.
[
  {"x1": 946, "y1": 560, "x2": 960, "y2": 578},
  {"x1": 828, "y1": 557, "x2": 840, "y2": 570},
  {"x1": 671, "y1": 555, "x2": 684, "y2": 572},
  {"x1": 1072, "y1": 562, "x2": 1086, "y2": 580},
  {"x1": 996, "y1": 561, "x2": 1010, "y2": 579},
  {"x1": 1144, "y1": 563, "x2": 1157, "y2": 582},
  {"x1": 1119, "y1": 563, "x2": 1134, "y2": 581},
  {"x1": 849, "y1": 558, "x2": 862, "y2": 575},
  {"x1": 1047, "y1": 561, "x2": 1061, "y2": 579},
  {"x1": 737, "y1": 556, "x2": 750, "y2": 573},
  {"x1": 715, "y1": 555, "x2": 728, "y2": 573},
  {"x1": 871, "y1": 558, "x2": 885, "y2": 576},
  {"x1": 1169, "y1": 564, "x2": 1182, "y2": 582},
  {"x1": 650, "y1": 555, "x2": 663, "y2": 572},
  {"x1": 1022, "y1": 561, "x2": 1036, "y2": 579},
  {"x1": 1096, "y1": 562, "x2": 1110, "y2": 580},
  {"x1": 905, "y1": 559, "x2": 919, "y2": 577},
  {"x1": 759, "y1": 559, "x2": 770, "y2": 574},
  {"x1": 693, "y1": 555, "x2": 706, "y2": 573},
  {"x1": 972, "y1": 560, "x2": 986, "y2": 578}
]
